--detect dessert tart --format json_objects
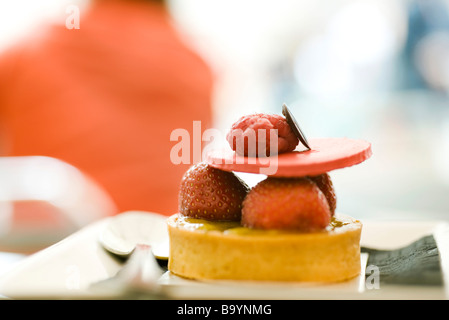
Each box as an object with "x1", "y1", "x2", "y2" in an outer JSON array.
[
  {"x1": 167, "y1": 105, "x2": 371, "y2": 283},
  {"x1": 168, "y1": 213, "x2": 362, "y2": 282}
]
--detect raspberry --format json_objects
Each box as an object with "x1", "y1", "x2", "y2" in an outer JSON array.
[{"x1": 226, "y1": 113, "x2": 299, "y2": 157}]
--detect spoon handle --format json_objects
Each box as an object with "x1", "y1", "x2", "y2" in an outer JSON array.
[
  {"x1": 121, "y1": 244, "x2": 163, "y2": 288},
  {"x1": 90, "y1": 244, "x2": 165, "y2": 298}
]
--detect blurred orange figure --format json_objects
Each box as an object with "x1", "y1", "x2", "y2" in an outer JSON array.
[{"x1": 0, "y1": 0, "x2": 213, "y2": 216}]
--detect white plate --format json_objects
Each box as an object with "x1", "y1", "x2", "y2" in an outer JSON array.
[{"x1": 0, "y1": 211, "x2": 447, "y2": 299}]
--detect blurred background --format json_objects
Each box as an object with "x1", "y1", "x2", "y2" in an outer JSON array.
[{"x1": 0, "y1": 0, "x2": 449, "y2": 263}]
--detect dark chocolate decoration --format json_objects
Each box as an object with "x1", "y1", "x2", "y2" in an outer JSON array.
[{"x1": 281, "y1": 103, "x2": 311, "y2": 151}]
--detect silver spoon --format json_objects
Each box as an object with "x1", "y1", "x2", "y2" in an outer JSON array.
[
  {"x1": 90, "y1": 211, "x2": 170, "y2": 298},
  {"x1": 98, "y1": 210, "x2": 169, "y2": 260}
]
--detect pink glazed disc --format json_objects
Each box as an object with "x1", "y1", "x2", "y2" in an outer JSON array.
[{"x1": 205, "y1": 137, "x2": 372, "y2": 177}]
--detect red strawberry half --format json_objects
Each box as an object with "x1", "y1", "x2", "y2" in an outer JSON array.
[
  {"x1": 178, "y1": 162, "x2": 249, "y2": 221},
  {"x1": 308, "y1": 173, "x2": 337, "y2": 216},
  {"x1": 241, "y1": 177, "x2": 331, "y2": 231}
]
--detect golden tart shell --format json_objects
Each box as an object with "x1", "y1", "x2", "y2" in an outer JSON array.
[{"x1": 167, "y1": 213, "x2": 362, "y2": 283}]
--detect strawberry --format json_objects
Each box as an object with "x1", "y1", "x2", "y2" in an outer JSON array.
[
  {"x1": 178, "y1": 162, "x2": 249, "y2": 221},
  {"x1": 241, "y1": 177, "x2": 331, "y2": 231},
  {"x1": 308, "y1": 173, "x2": 337, "y2": 216}
]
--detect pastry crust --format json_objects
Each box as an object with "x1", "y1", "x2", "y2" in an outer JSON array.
[{"x1": 167, "y1": 213, "x2": 362, "y2": 282}]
